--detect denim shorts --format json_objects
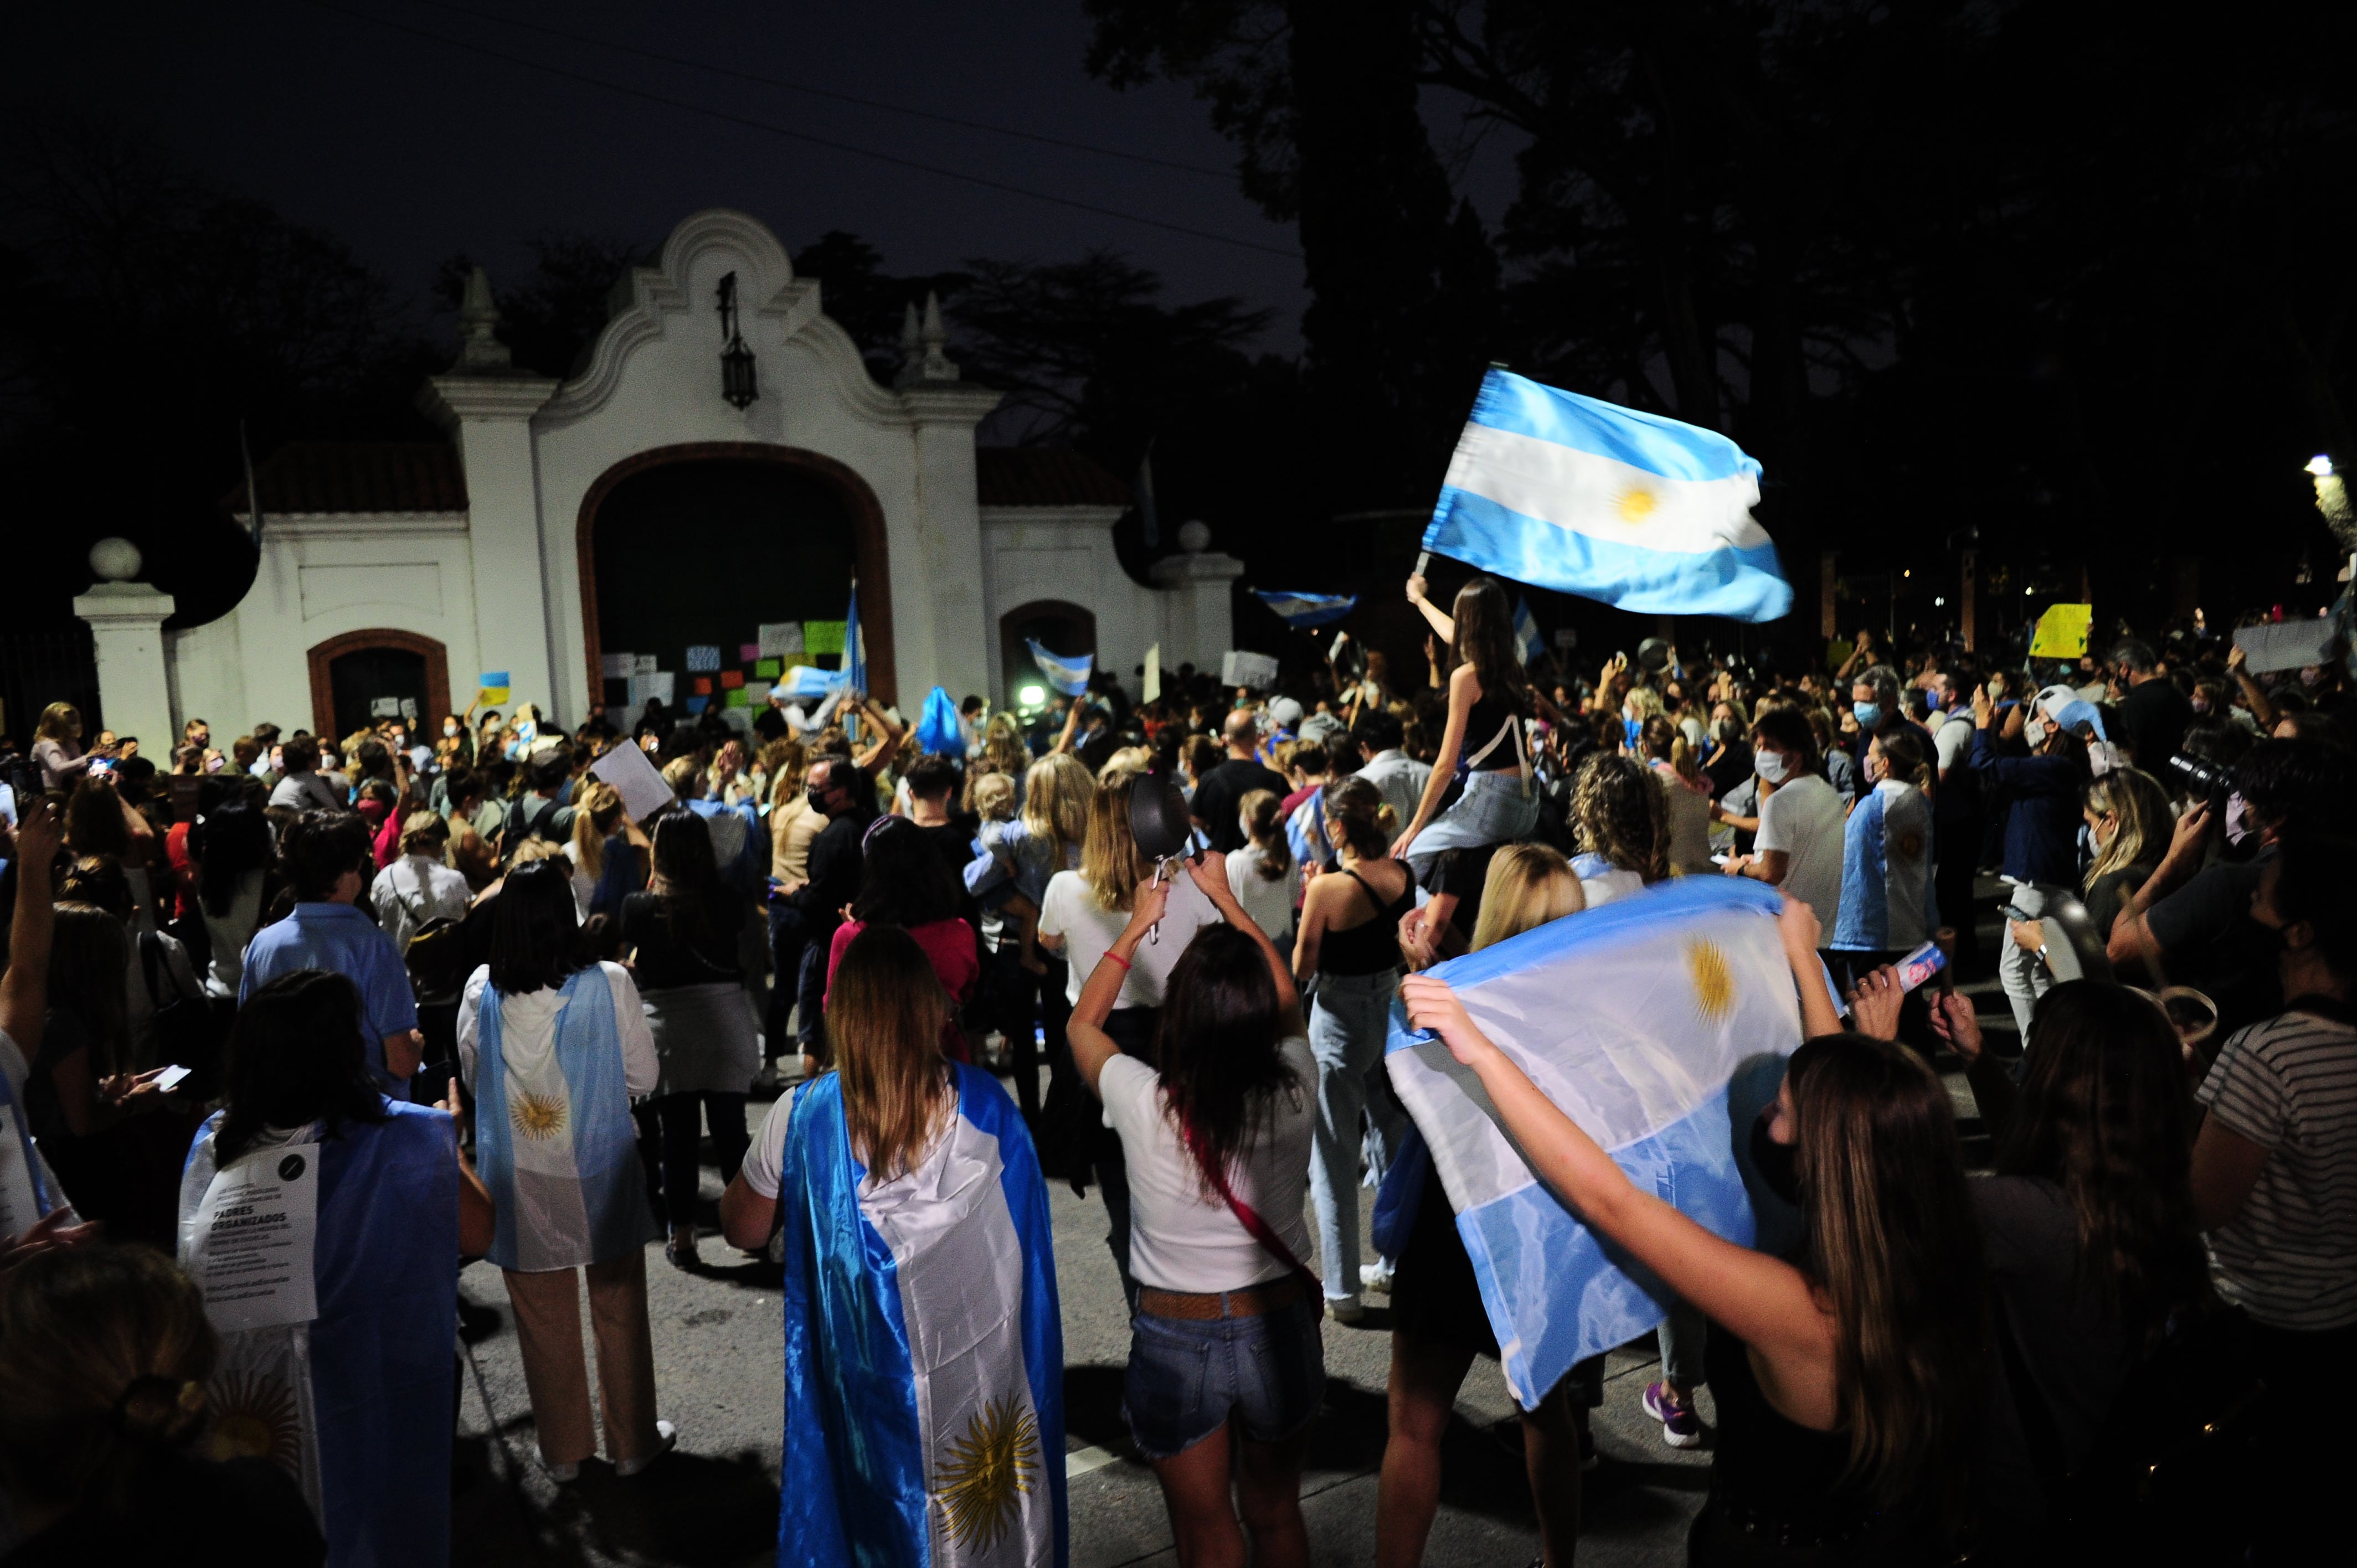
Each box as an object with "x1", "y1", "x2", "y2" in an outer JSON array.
[{"x1": 1121, "y1": 1291, "x2": 1325, "y2": 1460}]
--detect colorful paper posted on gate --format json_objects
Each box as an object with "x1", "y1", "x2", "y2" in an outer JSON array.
[
  {"x1": 720, "y1": 670, "x2": 744, "y2": 690},
  {"x1": 685, "y1": 645, "x2": 723, "y2": 673},
  {"x1": 755, "y1": 658, "x2": 782, "y2": 679},
  {"x1": 803, "y1": 620, "x2": 847, "y2": 656}
]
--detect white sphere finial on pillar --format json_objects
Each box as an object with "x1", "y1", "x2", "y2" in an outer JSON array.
[
  {"x1": 89, "y1": 537, "x2": 143, "y2": 582},
  {"x1": 1177, "y1": 519, "x2": 1212, "y2": 555}
]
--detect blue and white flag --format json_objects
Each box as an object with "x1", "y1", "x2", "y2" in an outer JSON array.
[
  {"x1": 1513, "y1": 595, "x2": 1546, "y2": 666},
  {"x1": 1386, "y1": 876, "x2": 1804, "y2": 1410},
  {"x1": 1253, "y1": 590, "x2": 1358, "y2": 630},
  {"x1": 779, "y1": 664, "x2": 841, "y2": 704},
  {"x1": 1425, "y1": 369, "x2": 1792, "y2": 623},
  {"x1": 779, "y1": 1064, "x2": 1067, "y2": 1567},
  {"x1": 1026, "y1": 641, "x2": 1094, "y2": 698},
  {"x1": 844, "y1": 584, "x2": 866, "y2": 697}
]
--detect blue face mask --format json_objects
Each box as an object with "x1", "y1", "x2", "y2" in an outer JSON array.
[
  {"x1": 1623, "y1": 718, "x2": 1643, "y2": 749},
  {"x1": 1852, "y1": 701, "x2": 1883, "y2": 730}
]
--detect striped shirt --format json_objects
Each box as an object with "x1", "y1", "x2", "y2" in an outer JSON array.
[{"x1": 2198, "y1": 1008, "x2": 2357, "y2": 1331}]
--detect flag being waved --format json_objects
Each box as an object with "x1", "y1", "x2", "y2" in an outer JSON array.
[
  {"x1": 1026, "y1": 640, "x2": 1094, "y2": 698},
  {"x1": 1386, "y1": 877, "x2": 1805, "y2": 1409},
  {"x1": 1253, "y1": 589, "x2": 1359, "y2": 630},
  {"x1": 1424, "y1": 369, "x2": 1792, "y2": 622}
]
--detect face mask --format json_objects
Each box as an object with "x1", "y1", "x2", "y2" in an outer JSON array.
[
  {"x1": 2225, "y1": 792, "x2": 2252, "y2": 847},
  {"x1": 2024, "y1": 718, "x2": 2048, "y2": 749},
  {"x1": 1751, "y1": 1117, "x2": 1801, "y2": 1206},
  {"x1": 1852, "y1": 702, "x2": 1883, "y2": 730},
  {"x1": 1623, "y1": 718, "x2": 1643, "y2": 750},
  {"x1": 2190, "y1": 699, "x2": 2210, "y2": 716},
  {"x1": 444, "y1": 722, "x2": 460, "y2": 737},
  {"x1": 1755, "y1": 748, "x2": 1789, "y2": 784}
]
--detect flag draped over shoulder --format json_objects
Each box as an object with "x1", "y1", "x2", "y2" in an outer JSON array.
[
  {"x1": 1025, "y1": 641, "x2": 1093, "y2": 699},
  {"x1": 1253, "y1": 590, "x2": 1358, "y2": 629},
  {"x1": 1424, "y1": 369, "x2": 1792, "y2": 623},
  {"x1": 1385, "y1": 877, "x2": 1804, "y2": 1410},
  {"x1": 780, "y1": 1064, "x2": 1067, "y2": 1568}
]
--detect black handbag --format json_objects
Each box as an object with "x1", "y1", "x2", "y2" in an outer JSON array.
[{"x1": 139, "y1": 931, "x2": 220, "y2": 1077}]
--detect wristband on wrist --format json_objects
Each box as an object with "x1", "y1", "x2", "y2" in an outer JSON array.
[{"x1": 1103, "y1": 950, "x2": 1133, "y2": 972}]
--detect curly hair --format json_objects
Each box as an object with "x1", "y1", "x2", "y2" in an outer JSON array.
[{"x1": 1572, "y1": 752, "x2": 1668, "y2": 883}]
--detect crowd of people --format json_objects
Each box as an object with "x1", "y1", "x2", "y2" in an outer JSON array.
[{"x1": 0, "y1": 567, "x2": 2349, "y2": 1566}]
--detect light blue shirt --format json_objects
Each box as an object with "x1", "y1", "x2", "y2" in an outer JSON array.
[{"x1": 241, "y1": 901, "x2": 420, "y2": 1098}]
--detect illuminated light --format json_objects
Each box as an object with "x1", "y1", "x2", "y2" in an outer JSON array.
[
  {"x1": 1902, "y1": 570, "x2": 1911, "y2": 578},
  {"x1": 1934, "y1": 596, "x2": 1946, "y2": 606},
  {"x1": 2307, "y1": 455, "x2": 2334, "y2": 477},
  {"x1": 1018, "y1": 685, "x2": 1046, "y2": 706},
  {"x1": 2025, "y1": 587, "x2": 2035, "y2": 596}
]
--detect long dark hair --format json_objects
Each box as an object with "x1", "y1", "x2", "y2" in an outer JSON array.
[
  {"x1": 650, "y1": 808, "x2": 722, "y2": 942},
  {"x1": 214, "y1": 970, "x2": 390, "y2": 1164},
  {"x1": 851, "y1": 817, "x2": 960, "y2": 926},
  {"x1": 487, "y1": 859, "x2": 590, "y2": 995},
  {"x1": 1449, "y1": 575, "x2": 1530, "y2": 716},
  {"x1": 2005, "y1": 983, "x2": 2207, "y2": 1345},
  {"x1": 195, "y1": 800, "x2": 274, "y2": 917},
  {"x1": 1154, "y1": 924, "x2": 1302, "y2": 1198},
  {"x1": 1788, "y1": 1033, "x2": 1985, "y2": 1520},
  {"x1": 47, "y1": 904, "x2": 131, "y2": 1079}
]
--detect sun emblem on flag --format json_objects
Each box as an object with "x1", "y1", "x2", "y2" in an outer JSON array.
[
  {"x1": 1687, "y1": 938, "x2": 1736, "y2": 1023},
  {"x1": 207, "y1": 1369, "x2": 305, "y2": 1476},
  {"x1": 1615, "y1": 486, "x2": 1659, "y2": 523},
  {"x1": 510, "y1": 1090, "x2": 568, "y2": 1141},
  {"x1": 935, "y1": 1396, "x2": 1040, "y2": 1552}
]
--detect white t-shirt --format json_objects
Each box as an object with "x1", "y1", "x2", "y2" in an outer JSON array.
[
  {"x1": 1226, "y1": 847, "x2": 1296, "y2": 944},
  {"x1": 1037, "y1": 869, "x2": 1223, "y2": 1008},
  {"x1": 370, "y1": 854, "x2": 472, "y2": 950},
  {"x1": 1097, "y1": 1042, "x2": 1316, "y2": 1292},
  {"x1": 1933, "y1": 712, "x2": 1974, "y2": 775},
  {"x1": 1756, "y1": 773, "x2": 1846, "y2": 932},
  {"x1": 455, "y1": 962, "x2": 659, "y2": 1100}
]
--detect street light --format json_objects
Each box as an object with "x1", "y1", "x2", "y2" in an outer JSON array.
[
  {"x1": 2307, "y1": 455, "x2": 2334, "y2": 477},
  {"x1": 717, "y1": 271, "x2": 758, "y2": 409},
  {"x1": 1018, "y1": 685, "x2": 1046, "y2": 707}
]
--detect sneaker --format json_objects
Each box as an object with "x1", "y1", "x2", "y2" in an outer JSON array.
[
  {"x1": 536, "y1": 1447, "x2": 580, "y2": 1484},
  {"x1": 664, "y1": 1231, "x2": 701, "y2": 1272},
  {"x1": 616, "y1": 1420, "x2": 677, "y2": 1478},
  {"x1": 1359, "y1": 1261, "x2": 1395, "y2": 1295},
  {"x1": 1326, "y1": 1294, "x2": 1367, "y2": 1324},
  {"x1": 1643, "y1": 1381, "x2": 1702, "y2": 1450}
]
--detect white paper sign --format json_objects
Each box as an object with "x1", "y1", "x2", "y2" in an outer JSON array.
[
  {"x1": 759, "y1": 621, "x2": 804, "y2": 658},
  {"x1": 369, "y1": 697, "x2": 401, "y2": 718},
  {"x1": 2234, "y1": 620, "x2": 2339, "y2": 675},
  {"x1": 590, "y1": 738, "x2": 676, "y2": 823},
  {"x1": 400, "y1": 698, "x2": 419, "y2": 723},
  {"x1": 1144, "y1": 643, "x2": 1161, "y2": 704},
  {"x1": 743, "y1": 681, "x2": 771, "y2": 708},
  {"x1": 186, "y1": 1144, "x2": 321, "y2": 1333},
  {"x1": 1221, "y1": 650, "x2": 1280, "y2": 690},
  {"x1": 634, "y1": 653, "x2": 658, "y2": 675},
  {"x1": 600, "y1": 652, "x2": 636, "y2": 680}
]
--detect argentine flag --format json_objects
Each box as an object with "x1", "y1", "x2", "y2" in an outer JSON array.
[
  {"x1": 1026, "y1": 640, "x2": 1094, "y2": 698},
  {"x1": 779, "y1": 1065, "x2": 1066, "y2": 1567},
  {"x1": 1387, "y1": 876, "x2": 1804, "y2": 1409},
  {"x1": 1254, "y1": 590, "x2": 1358, "y2": 630},
  {"x1": 1425, "y1": 370, "x2": 1792, "y2": 623},
  {"x1": 1513, "y1": 595, "x2": 1546, "y2": 666}
]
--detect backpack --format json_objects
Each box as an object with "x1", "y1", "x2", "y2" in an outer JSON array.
[
  {"x1": 389, "y1": 862, "x2": 471, "y2": 999},
  {"x1": 138, "y1": 931, "x2": 222, "y2": 1086},
  {"x1": 502, "y1": 793, "x2": 564, "y2": 864}
]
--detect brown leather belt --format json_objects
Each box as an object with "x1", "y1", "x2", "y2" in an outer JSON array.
[{"x1": 1136, "y1": 1275, "x2": 1304, "y2": 1322}]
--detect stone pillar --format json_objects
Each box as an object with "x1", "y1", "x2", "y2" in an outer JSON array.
[
  {"x1": 73, "y1": 538, "x2": 177, "y2": 748},
  {"x1": 1151, "y1": 521, "x2": 1246, "y2": 671},
  {"x1": 1959, "y1": 549, "x2": 1978, "y2": 653}
]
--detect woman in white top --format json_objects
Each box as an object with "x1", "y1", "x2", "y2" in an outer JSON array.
[
  {"x1": 457, "y1": 860, "x2": 672, "y2": 1483},
  {"x1": 29, "y1": 703, "x2": 109, "y2": 792},
  {"x1": 1037, "y1": 772, "x2": 1223, "y2": 1299},
  {"x1": 1226, "y1": 789, "x2": 1297, "y2": 949},
  {"x1": 192, "y1": 797, "x2": 275, "y2": 999},
  {"x1": 1637, "y1": 715, "x2": 1716, "y2": 878},
  {"x1": 1069, "y1": 853, "x2": 1320, "y2": 1568}
]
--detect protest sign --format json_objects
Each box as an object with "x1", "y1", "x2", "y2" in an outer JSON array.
[
  {"x1": 590, "y1": 738, "x2": 674, "y2": 822},
  {"x1": 2235, "y1": 618, "x2": 2339, "y2": 674}
]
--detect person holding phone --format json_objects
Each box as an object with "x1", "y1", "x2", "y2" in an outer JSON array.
[{"x1": 31, "y1": 704, "x2": 109, "y2": 792}]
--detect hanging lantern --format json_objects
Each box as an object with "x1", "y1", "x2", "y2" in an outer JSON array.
[{"x1": 717, "y1": 271, "x2": 757, "y2": 409}]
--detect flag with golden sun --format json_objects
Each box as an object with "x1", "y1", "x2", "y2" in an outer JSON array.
[
  {"x1": 777, "y1": 1063, "x2": 1066, "y2": 1567},
  {"x1": 1386, "y1": 876, "x2": 1808, "y2": 1410}
]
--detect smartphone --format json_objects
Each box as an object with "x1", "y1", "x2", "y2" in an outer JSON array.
[
  {"x1": 153, "y1": 1064, "x2": 193, "y2": 1094},
  {"x1": 1894, "y1": 941, "x2": 1947, "y2": 993},
  {"x1": 88, "y1": 758, "x2": 115, "y2": 777},
  {"x1": 413, "y1": 1061, "x2": 459, "y2": 1106}
]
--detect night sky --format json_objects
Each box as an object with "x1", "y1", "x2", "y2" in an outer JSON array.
[{"x1": 11, "y1": 0, "x2": 1360, "y2": 348}]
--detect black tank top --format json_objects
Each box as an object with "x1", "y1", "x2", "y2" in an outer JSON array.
[
  {"x1": 1317, "y1": 866, "x2": 1416, "y2": 976},
  {"x1": 1462, "y1": 681, "x2": 1527, "y2": 773},
  {"x1": 1703, "y1": 1324, "x2": 1906, "y2": 1554}
]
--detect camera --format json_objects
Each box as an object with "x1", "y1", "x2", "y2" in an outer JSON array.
[{"x1": 2166, "y1": 752, "x2": 2231, "y2": 803}]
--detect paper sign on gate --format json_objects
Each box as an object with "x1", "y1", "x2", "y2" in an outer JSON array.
[
  {"x1": 804, "y1": 620, "x2": 847, "y2": 656},
  {"x1": 369, "y1": 697, "x2": 401, "y2": 718},
  {"x1": 685, "y1": 645, "x2": 723, "y2": 673},
  {"x1": 2028, "y1": 603, "x2": 2093, "y2": 659},
  {"x1": 186, "y1": 1144, "x2": 321, "y2": 1333},
  {"x1": 758, "y1": 621, "x2": 804, "y2": 658},
  {"x1": 600, "y1": 652, "x2": 636, "y2": 680},
  {"x1": 590, "y1": 738, "x2": 676, "y2": 822}
]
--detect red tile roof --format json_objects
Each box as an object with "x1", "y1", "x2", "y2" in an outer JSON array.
[
  {"x1": 975, "y1": 447, "x2": 1130, "y2": 508},
  {"x1": 221, "y1": 441, "x2": 467, "y2": 515}
]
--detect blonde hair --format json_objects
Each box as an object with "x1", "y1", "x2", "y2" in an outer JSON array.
[
  {"x1": 1238, "y1": 789, "x2": 1292, "y2": 880},
  {"x1": 765, "y1": 739, "x2": 811, "y2": 812},
  {"x1": 35, "y1": 703, "x2": 81, "y2": 742},
  {"x1": 570, "y1": 780, "x2": 624, "y2": 883},
  {"x1": 511, "y1": 838, "x2": 567, "y2": 868},
  {"x1": 972, "y1": 772, "x2": 1016, "y2": 822},
  {"x1": 1080, "y1": 773, "x2": 1147, "y2": 912},
  {"x1": 828, "y1": 926, "x2": 953, "y2": 1181},
  {"x1": 1098, "y1": 745, "x2": 1154, "y2": 782},
  {"x1": 660, "y1": 756, "x2": 701, "y2": 800},
  {"x1": 2084, "y1": 767, "x2": 2172, "y2": 891},
  {"x1": 1022, "y1": 752, "x2": 1093, "y2": 849},
  {"x1": 1470, "y1": 844, "x2": 1584, "y2": 952},
  {"x1": 399, "y1": 809, "x2": 450, "y2": 857},
  {"x1": 1623, "y1": 687, "x2": 1665, "y2": 722}
]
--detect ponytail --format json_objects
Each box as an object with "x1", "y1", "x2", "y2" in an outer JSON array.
[
  {"x1": 1238, "y1": 789, "x2": 1293, "y2": 881},
  {"x1": 1323, "y1": 775, "x2": 1391, "y2": 859}
]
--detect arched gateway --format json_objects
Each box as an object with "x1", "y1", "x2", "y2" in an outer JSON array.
[{"x1": 148, "y1": 209, "x2": 1241, "y2": 740}]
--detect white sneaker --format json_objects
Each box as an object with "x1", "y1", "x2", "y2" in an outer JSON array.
[
  {"x1": 616, "y1": 1419, "x2": 677, "y2": 1478},
  {"x1": 1360, "y1": 1261, "x2": 1395, "y2": 1295},
  {"x1": 1326, "y1": 1294, "x2": 1366, "y2": 1323}
]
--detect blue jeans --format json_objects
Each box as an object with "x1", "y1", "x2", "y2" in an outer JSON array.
[
  {"x1": 1306, "y1": 969, "x2": 1406, "y2": 1301},
  {"x1": 1123, "y1": 1291, "x2": 1325, "y2": 1460}
]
